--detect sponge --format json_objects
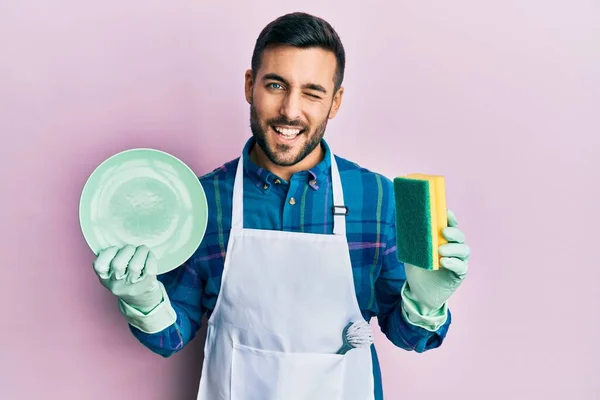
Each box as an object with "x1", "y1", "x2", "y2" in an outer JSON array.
[{"x1": 393, "y1": 174, "x2": 448, "y2": 270}]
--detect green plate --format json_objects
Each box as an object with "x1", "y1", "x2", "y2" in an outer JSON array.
[{"x1": 79, "y1": 148, "x2": 208, "y2": 274}]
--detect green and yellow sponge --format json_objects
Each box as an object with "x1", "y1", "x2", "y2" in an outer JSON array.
[{"x1": 393, "y1": 174, "x2": 448, "y2": 270}]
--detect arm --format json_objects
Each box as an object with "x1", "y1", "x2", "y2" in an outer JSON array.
[
  {"x1": 375, "y1": 243, "x2": 451, "y2": 353},
  {"x1": 91, "y1": 245, "x2": 206, "y2": 357},
  {"x1": 374, "y1": 181, "x2": 451, "y2": 353},
  {"x1": 124, "y1": 259, "x2": 207, "y2": 357},
  {"x1": 102, "y1": 170, "x2": 232, "y2": 357}
]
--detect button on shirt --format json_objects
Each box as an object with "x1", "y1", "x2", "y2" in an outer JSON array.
[{"x1": 129, "y1": 137, "x2": 451, "y2": 399}]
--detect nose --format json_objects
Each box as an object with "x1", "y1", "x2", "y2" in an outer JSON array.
[{"x1": 279, "y1": 90, "x2": 302, "y2": 121}]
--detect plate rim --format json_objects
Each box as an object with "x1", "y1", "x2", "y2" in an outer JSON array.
[{"x1": 78, "y1": 147, "x2": 208, "y2": 274}]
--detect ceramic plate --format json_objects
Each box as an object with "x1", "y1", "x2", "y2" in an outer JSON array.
[{"x1": 79, "y1": 148, "x2": 208, "y2": 274}]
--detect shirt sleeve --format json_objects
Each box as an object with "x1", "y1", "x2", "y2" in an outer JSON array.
[
  {"x1": 126, "y1": 257, "x2": 208, "y2": 357},
  {"x1": 374, "y1": 179, "x2": 451, "y2": 353}
]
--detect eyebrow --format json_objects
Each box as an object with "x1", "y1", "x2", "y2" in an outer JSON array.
[{"x1": 262, "y1": 73, "x2": 328, "y2": 94}]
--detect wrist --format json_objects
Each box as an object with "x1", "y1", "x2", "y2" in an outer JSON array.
[
  {"x1": 120, "y1": 282, "x2": 163, "y2": 314},
  {"x1": 401, "y1": 282, "x2": 442, "y2": 315},
  {"x1": 401, "y1": 281, "x2": 448, "y2": 331},
  {"x1": 118, "y1": 282, "x2": 177, "y2": 334}
]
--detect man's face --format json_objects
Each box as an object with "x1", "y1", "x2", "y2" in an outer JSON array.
[{"x1": 245, "y1": 45, "x2": 344, "y2": 167}]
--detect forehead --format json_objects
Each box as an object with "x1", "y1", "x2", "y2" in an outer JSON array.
[{"x1": 257, "y1": 45, "x2": 337, "y2": 89}]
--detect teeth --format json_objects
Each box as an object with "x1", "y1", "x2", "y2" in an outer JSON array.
[{"x1": 274, "y1": 126, "x2": 301, "y2": 136}]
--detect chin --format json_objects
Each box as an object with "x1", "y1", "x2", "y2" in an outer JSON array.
[{"x1": 264, "y1": 145, "x2": 303, "y2": 166}]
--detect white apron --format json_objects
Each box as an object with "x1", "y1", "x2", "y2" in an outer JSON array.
[{"x1": 196, "y1": 151, "x2": 374, "y2": 400}]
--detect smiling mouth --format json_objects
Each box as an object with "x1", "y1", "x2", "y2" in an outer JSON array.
[{"x1": 272, "y1": 125, "x2": 305, "y2": 139}]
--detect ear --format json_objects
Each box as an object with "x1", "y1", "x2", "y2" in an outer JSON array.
[
  {"x1": 327, "y1": 86, "x2": 344, "y2": 119},
  {"x1": 244, "y1": 69, "x2": 254, "y2": 104}
]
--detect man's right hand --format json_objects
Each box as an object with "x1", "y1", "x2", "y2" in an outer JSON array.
[{"x1": 93, "y1": 245, "x2": 163, "y2": 314}]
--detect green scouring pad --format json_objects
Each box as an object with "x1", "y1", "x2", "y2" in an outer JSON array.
[{"x1": 393, "y1": 174, "x2": 448, "y2": 270}]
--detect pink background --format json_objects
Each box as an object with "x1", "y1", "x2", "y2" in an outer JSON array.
[{"x1": 1, "y1": 1, "x2": 599, "y2": 399}]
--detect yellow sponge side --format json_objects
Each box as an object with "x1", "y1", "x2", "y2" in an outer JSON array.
[{"x1": 406, "y1": 174, "x2": 448, "y2": 269}]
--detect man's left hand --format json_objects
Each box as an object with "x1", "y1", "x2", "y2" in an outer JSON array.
[{"x1": 403, "y1": 209, "x2": 470, "y2": 313}]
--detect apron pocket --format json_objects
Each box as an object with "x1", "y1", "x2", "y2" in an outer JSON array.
[{"x1": 231, "y1": 342, "x2": 346, "y2": 400}]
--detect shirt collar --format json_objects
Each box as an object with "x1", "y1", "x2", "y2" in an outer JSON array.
[{"x1": 241, "y1": 136, "x2": 332, "y2": 190}]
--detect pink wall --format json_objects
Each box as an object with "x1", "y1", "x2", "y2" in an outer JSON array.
[{"x1": 1, "y1": 1, "x2": 598, "y2": 399}]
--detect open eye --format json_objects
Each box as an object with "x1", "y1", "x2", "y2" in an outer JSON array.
[{"x1": 267, "y1": 82, "x2": 284, "y2": 90}]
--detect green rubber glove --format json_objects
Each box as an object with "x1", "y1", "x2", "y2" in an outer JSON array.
[
  {"x1": 401, "y1": 209, "x2": 470, "y2": 331},
  {"x1": 93, "y1": 245, "x2": 176, "y2": 333}
]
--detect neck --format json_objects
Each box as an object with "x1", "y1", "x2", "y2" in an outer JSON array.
[{"x1": 249, "y1": 142, "x2": 324, "y2": 181}]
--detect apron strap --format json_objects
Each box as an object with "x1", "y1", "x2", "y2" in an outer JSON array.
[
  {"x1": 329, "y1": 154, "x2": 347, "y2": 236},
  {"x1": 231, "y1": 149, "x2": 347, "y2": 236},
  {"x1": 231, "y1": 157, "x2": 245, "y2": 231}
]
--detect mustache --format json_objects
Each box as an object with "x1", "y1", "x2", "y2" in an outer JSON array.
[{"x1": 268, "y1": 116, "x2": 307, "y2": 129}]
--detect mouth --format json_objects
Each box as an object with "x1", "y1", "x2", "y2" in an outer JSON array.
[{"x1": 271, "y1": 125, "x2": 305, "y2": 142}]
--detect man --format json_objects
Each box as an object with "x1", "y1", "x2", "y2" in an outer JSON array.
[{"x1": 92, "y1": 11, "x2": 470, "y2": 400}]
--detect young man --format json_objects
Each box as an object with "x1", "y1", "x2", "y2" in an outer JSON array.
[{"x1": 92, "y1": 12, "x2": 470, "y2": 400}]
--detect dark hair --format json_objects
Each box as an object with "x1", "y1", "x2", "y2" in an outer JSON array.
[{"x1": 251, "y1": 12, "x2": 346, "y2": 91}]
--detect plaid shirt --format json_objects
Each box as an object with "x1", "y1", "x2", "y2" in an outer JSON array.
[{"x1": 130, "y1": 137, "x2": 451, "y2": 399}]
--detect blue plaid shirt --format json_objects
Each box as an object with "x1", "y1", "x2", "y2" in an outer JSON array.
[{"x1": 130, "y1": 137, "x2": 451, "y2": 399}]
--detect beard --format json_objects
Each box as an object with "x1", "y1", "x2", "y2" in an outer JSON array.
[{"x1": 249, "y1": 101, "x2": 329, "y2": 167}]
